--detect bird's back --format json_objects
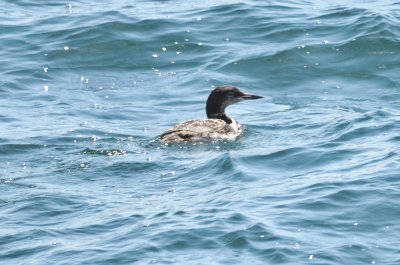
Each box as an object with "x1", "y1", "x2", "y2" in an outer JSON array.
[{"x1": 160, "y1": 119, "x2": 242, "y2": 143}]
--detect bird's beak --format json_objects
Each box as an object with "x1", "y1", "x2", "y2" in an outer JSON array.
[{"x1": 241, "y1": 94, "x2": 264, "y2": 100}]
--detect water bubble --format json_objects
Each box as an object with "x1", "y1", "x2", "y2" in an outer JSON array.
[
  {"x1": 225, "y1": 37, "x2": 230, "y2": 41},
  {"x1": 198, "y1": 42, "x2": 203, "y2": 46},
  {"x1": 64, "y1": 46, "x2": 70, "y2": 51}
]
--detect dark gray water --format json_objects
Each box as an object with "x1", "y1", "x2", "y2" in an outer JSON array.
[{"x1": 1, "y1": 0, "x2": 400, "y2": 264}]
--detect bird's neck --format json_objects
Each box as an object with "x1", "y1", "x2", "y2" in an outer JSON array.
[
  {"x1": 207, "y1": 111, "x2": 232, "y2": 124},
  {"x1": 206, "y1": 94, "x2": 232, "y2": 123}
]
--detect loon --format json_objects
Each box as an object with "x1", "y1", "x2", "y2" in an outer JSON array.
[{"x1": 160, "y1": 86, "x2": 263, "y2": 143}]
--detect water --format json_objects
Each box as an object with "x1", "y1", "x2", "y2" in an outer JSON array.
[{"x1": 1, "y1": 0, "x2": 400, "y2": 264}]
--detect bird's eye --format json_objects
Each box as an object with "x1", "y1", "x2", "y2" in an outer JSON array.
[{"x1": 227, "y1": 92, "x2": 235, "y2": 97}]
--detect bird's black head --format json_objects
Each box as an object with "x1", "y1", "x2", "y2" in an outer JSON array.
[{"x1": 206, "y1": 86, "x2": 263, "y2": 123}]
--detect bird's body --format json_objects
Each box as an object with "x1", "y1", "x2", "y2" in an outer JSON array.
[
  {"x1": 160, "y1": 118, "x2": 242, "y2": 143},
  {"x1": 160, "y1": 86, "x2": 262, "y2": 143}
]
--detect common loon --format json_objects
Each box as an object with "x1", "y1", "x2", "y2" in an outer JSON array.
[{"x1": 160, "y1": 86, "x2": 263, "y2": 143}]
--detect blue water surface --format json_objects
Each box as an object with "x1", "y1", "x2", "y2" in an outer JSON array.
[{"x1": 1, "y1": 0, "x2": 400, "y2": 264}]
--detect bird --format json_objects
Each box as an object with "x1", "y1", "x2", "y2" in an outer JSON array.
[{"x1": 160, "y1": 86, "x2": 263, "y2": 143}]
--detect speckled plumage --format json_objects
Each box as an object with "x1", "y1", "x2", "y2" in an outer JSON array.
[{"x1": 160, "y1": 118, "x2": 242, "y2": 143}]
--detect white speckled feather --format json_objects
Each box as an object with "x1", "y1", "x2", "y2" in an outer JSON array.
[{"x1": 161, "y1": 118, "x2": 242, "y2": 143}]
